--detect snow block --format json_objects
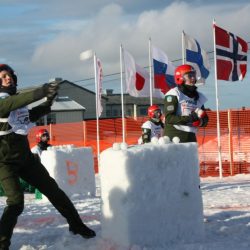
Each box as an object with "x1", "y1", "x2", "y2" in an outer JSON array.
[
  {"x1": 41, "y1": 146, "x2": 96, "y2": 198},
  {"x1": 100, "y1": 143, "x2": 204, "y2": 247}
]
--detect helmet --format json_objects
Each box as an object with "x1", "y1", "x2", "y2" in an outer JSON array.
[
  {"x1": 0, "y1": 64, "x2": 17, "y2": 85},
  {"x1": 36, "y1": 129, "x2": 50, "y2": 143},
  {"x1": 148, "y1": 105, "x2": 162, "y2": 120},
  {"x1": 174, "y1": 64, "x2": 196, "y2": 85}
]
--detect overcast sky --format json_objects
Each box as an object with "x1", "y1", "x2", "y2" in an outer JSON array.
[{"x1": 1, "y1": 0, "x2": 250, "y2": 110}]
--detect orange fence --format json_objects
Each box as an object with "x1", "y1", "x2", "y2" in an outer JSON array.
[{"x1": 28, "y1": 108, "x2": 250, "y2": 177}]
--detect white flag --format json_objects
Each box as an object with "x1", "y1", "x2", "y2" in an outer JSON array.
[
  {"x1": 183, "y1": 32, "x2": 210, "y2": 84},
  {"x1": 123, "y1": 49, "x2": 163, "y2": 98},
  {"x1": 96, "y1": 58, "x2": 103, "y2": 117}
]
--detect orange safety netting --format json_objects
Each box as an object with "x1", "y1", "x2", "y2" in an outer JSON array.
[{"x1": 28, "y1": 109, "x2": 250, "y2": 177}]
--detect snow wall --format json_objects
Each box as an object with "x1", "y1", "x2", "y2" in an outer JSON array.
[
  {"x1": 100, "y1": 142, "x2": 204, "y2": 248},
  {"x1": 41, "y1": 146, "x2": 96, "y2": 198}
]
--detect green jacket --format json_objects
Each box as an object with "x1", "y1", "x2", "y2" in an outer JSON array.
[{"x1": 0, "y1": 87, "x2": 51, "y2": 164}]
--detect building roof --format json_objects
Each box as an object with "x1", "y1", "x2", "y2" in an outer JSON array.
[{"x1": 27, "y1": 96, "x2": 85, "y2": 111}]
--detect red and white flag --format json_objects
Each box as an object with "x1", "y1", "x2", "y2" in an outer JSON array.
[
  {"x1": 123, "y1": 49, "x2": 163, "y2": 98},
  {"x1": 96, "y1": 58, "x2": 103, "y2": 117},
  {"x1": 214, "y1": 24, "x2": 248, "y2": 81}
]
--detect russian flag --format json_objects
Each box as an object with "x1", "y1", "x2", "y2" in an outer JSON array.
[{"x1": 152, "y1": 46, "x2": 176, "y2": 94}]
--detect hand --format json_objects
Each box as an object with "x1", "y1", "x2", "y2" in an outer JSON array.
[
  {"x1": 189, "y1": 111, "x2": 199, "y2": 122},
  {"x1": 46, "y1": 92, "x2": 57, "y2": 105},
  {"x1": 43, "y1": 81, "x2": 60, "y2": 99}
]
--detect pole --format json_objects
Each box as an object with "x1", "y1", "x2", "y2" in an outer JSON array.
[
  {"x1": 213, "y1": 19, "x2": 223, "y2": 178},
  {"x1": 148, "y1": 37, "x2": 153, "y2": 105},
  {"x1": 120, "y1": 45, "x2": 126, "y2": 143},
  {"x1": 94, "y1": 53, "x2": 100, "y2": 169}
]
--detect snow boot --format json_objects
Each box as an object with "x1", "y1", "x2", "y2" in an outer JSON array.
[
  {"x1": 69, "y1": 223, "x2": 96, "y2": 239},
  {"x1": 0, "y1": 237, "x2": 9, "y2": 250}
]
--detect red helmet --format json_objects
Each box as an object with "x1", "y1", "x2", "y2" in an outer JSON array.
[
  {"x1": 36, "y1": 129, "x2": 50, "y2": 143},
  {"x1": 148, "y1": 105, "x2": 162, "y2": 119},
  {"x1": 174, "y1": 64, "x2": 196, "y2": 85},
  {"x1": 0, "y1": 64, "x2": 17, "y2": 85}
]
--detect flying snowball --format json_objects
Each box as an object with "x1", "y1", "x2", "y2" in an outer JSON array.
[
  {"x1": 112, "y1": 143, "x2": 121, "y2": 150},
  {"x1": 120, "y1": 142, "x2": 128, "y2": 150},
  {"x1": 151, "y1": 137, "x2": 159, "y2": 145},
  {"x1": 80, "y1": 49, "x2": 93, "y2": 61},
  {"x1": 172, "y1": 137, "x2": 180, "y2": 144}
]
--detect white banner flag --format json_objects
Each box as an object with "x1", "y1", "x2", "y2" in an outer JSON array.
[{"x1": 96, "y1": 58, "x2": 103, "y2": 117}]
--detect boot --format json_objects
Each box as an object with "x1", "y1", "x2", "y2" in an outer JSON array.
[
  {"x1": 0, "y1": 236, "x2": 10, "y2": 250},
  {"x1": 69, "y1": 223, "x2": 96, "y2": 239}
]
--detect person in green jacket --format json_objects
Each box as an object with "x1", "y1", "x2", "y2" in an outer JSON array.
[
  {"x1": 164, "y1": 64, "x2": 209, "y2": 143},
  {"x1": 0, "y1": 64, "x2": 95, "y2": 250}
]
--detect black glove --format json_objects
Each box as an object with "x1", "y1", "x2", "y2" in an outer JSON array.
[
  {"x1": 188, "y1": 111, "x2": 199, "y2": 122},
  {"x1": 43, "y1": 81, "x2": 60, "y2": 99},
  {"x1": 46, "y1": 92, "x2": 57, "y2": 106}
]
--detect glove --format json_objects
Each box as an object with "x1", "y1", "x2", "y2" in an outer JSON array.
[
  {"x1": 46, "y1": 92, "x2": 57, "y2": 106},
  {"x1": 195, "y1": 108, "x2": 208, "y2": 127},
  {"x1": 189, "y1": 111, "x2": 201, "y2": 127},
  {"x1": 43, "y1": 81, "x2": 60, "y2": 99}
]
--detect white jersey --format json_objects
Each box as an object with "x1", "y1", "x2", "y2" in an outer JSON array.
[
  {"x1": 0, "y1": 92, "x2": 35, "y2": 135},
  {"x1": 138, "y1": 120, "x2": 163, "y2": 144},
  {"x1": 166, "y1": 87, "x2": 207, "y2": 134}
]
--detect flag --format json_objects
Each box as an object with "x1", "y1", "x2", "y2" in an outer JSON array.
[
  {"x1": 152, "y1": 46, "x2": 176, "y2": 94},
  {"x1": 183, "y1": 32, "x2": 210, "y2": 84},
  {"x1": 214, "y1": 24, "x2": 248, "y2": 81},
  {"x1": 96, "y1": 58, "x2": 103, "y2": 117},
  {"x1": 123, "y1": 49, "x2": 163, "y2": 98}
]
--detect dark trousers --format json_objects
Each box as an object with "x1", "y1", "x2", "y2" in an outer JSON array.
[{"x1": 0, "y1": 157, "x2": 84, "y2": 248}]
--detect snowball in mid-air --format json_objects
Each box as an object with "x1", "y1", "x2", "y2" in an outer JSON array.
[
  {"x1": 151, "y1": 137, "x2": 159, "y2": 145},
  {"x1": 112, "y1": 143, "x2": 121, "y2": 150},
  {"x1": 172, "y1": 137, "x2": 180, "y2": 144},
  {"x1": 120, "y1": 142, "x2": 128, "y2": 150}
]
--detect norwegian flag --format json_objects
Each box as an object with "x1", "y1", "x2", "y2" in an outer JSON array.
[{"x1": 215, "y1": 24, "x2": 248, "y2": 81}]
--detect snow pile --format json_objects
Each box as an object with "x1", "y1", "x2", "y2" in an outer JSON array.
[
  {"x1": 41, "y1": 146, "x2": 96, "y2": 198},
  {"x1": 100, "y1": 142, "x2": 204, "y2": 248}
]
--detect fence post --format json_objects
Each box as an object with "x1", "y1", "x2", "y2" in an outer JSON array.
[
  {"x1": 133, "y1": 104, "x2": 137, "y2": 120},
  {"x1": 228, "y1": 109, "x2": 234, "y2": 175},
  {"x1": 83, "y1": 121, "x2": 87, "y2": 146}
]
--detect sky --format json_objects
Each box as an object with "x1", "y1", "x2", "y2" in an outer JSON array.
[
  {"x1": 1, "y1": 0, "x2": 250, "y2": 110},
  {"x1": 1, "y1": 142, "x2": 250, "y2": 249}
]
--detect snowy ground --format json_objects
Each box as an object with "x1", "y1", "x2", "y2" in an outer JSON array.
[{"x1": 1, "y1": 174, "x2": 250, "y2": 250}]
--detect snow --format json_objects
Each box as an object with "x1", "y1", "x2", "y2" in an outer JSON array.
[
  {"x1": 1, "y1": 143, "x2": 250, "y2": 249},
  {"x1": 100, "y1": 143, "x2": 203, "y2": 247}
]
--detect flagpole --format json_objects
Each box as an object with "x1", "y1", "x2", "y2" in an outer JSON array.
[
  {"x1": 182, "y1": 31, "x2": 185, "y2": 64},
  {"x1": 148, "y1": 37, "x2": 153, "y2": 105},
  {"x1": 213, "y1": 19, "x2": 223, "y2": 179},
  {"x1": 120, "y1": 44, "x2": 126, "y2": 143},
  {"x1": 93, "y1": 52, "x2": 101, "y2": 168}
]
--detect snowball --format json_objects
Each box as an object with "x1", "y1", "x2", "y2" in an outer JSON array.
[
  {"x1": 159, "y1": 136, "x2": 170, "y2": 145},
  {"x1": 112, "y1": 143, "x2": 121, "y2": 150},
  {"x1": 172, "y1": 137, "x2": 180, "y2": 144},
  {"x1": 120, "y1": 142, "x2": 128, "y2": 150},
  {"x1": 151, "y1": 137, "x2": 159, "y2": 145}
]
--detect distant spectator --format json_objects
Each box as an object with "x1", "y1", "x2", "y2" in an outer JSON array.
[{"x1": 138, "y1": 104, "x2": 164, "y2": 144}]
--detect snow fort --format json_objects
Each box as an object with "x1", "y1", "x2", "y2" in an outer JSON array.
[{"x1": 100, "y1": 141, "x2": 204, "y2": 248}]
